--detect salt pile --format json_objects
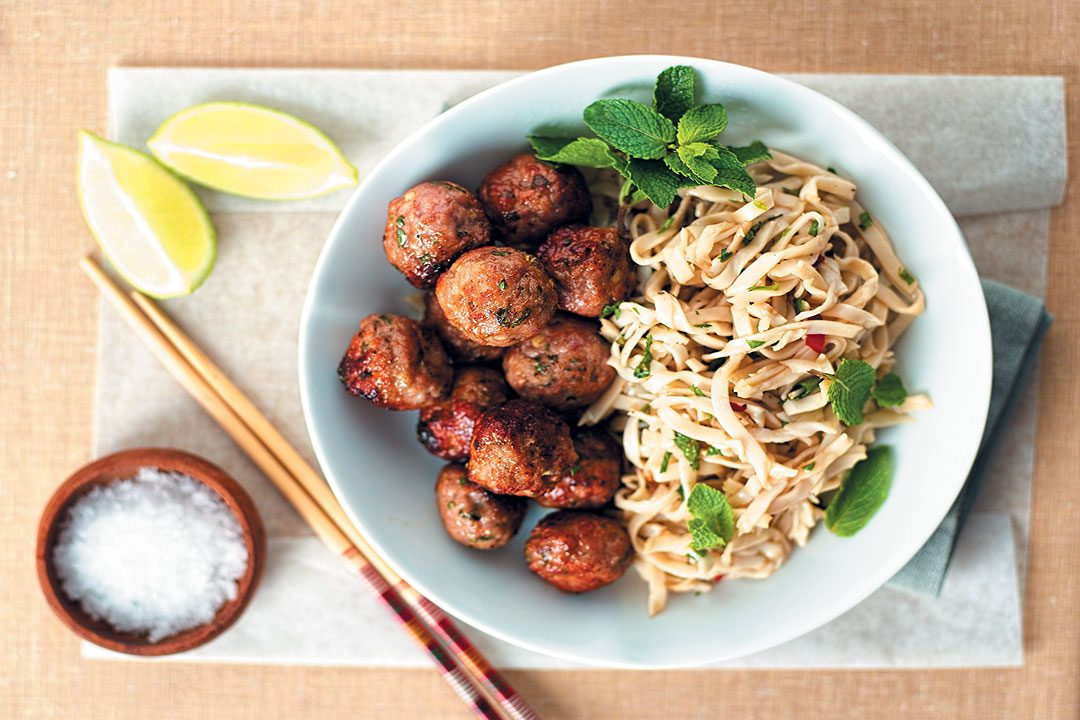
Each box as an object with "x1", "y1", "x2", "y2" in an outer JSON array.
[{"x1": 52, "y1": 467, "x2": 249, "y2": 642}]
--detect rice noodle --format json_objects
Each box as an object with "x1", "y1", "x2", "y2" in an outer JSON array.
[{"x1": 581, "y1": 150, "x2": 929, "y2": 615}]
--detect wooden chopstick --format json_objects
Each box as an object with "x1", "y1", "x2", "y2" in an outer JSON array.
[
  {"x1": 79, "y1": 257, "x2": 511, "y2": 720},
  {"x1": 128, "y1": 289, "x2": 540, "y2": 720}
]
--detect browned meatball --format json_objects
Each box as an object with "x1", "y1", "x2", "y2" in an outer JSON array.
[
  {"x1": 537, "y1": 225, "x2": 635, "y2": 317},
  {"x1": 435, "y1": 464, "x2": 526, "y2": 550},
  {"x1": 537, "y1": 429, "x2": 622, "y2": 509},
  {"x1": 338, "y1": 313, "x2": 452, "y2": 410},
  {"x1": 468, "y1": 399, "x2": 578, "y2": 497},
  {"x1": 435, "y1": 247, "x2": 557, "y2": 347},
  {"x1": 383, "y1": 181, "x2": 491, "y2": 288},
  {"x1": 422, "y1": 292, "x2": 504, "y2": 363},
  {"x1": 502, "y1": 315, "x2": 615, "y2": 410},
  {"x1": 417, "y1": 367, "x2": 509, "y2": 461},
  {"x1": 524, "y1": 511, "x2": 632, "y2": 593},
  {"x1": 477, "y1": 154, "x2": 592, "y2": 245}
]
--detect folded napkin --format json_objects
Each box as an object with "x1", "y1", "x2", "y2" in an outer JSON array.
[{"x1": 890, "y1": 280, "x2": 1053, "y2": 593}]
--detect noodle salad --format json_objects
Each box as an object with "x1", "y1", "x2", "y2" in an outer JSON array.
[{"x1": 532, "y1": 66, "x2": 929, "y2": 614}]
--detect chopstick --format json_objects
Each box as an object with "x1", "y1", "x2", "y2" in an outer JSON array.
[
  {"x1": 127, "y1": 288, "x2": 540, "y2": 720},
  {"x1": 80, "y1": 257, "x2": 536, "y2": 720}
]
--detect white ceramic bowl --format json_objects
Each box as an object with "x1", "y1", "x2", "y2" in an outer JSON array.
[{"x1": 299, "y1": 56, "x2": 991, "y2": 667}]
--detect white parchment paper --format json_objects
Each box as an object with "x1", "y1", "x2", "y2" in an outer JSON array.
[{"x1": 87, "y1": 69, "x2": 1065, "y2": 668}]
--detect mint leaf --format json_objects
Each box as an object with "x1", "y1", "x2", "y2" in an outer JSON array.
[
  {"x1": 727, "y1": 140, "x2": 772, "y2": 166},
  {"x1": 676, "y1": 103, "x2": 728, "y2": 144},
  {"x1": 529, "y1": 136, "x2": 621, "y2": 169},
  {"x1": 584, "y1": 99, "x2": 674, "y2": 160},
  {"x1": 872, "y1": 372, "x2": 908, "y2": 408},
  {"x1": 706, "y1": 145, "x2": 757, "y2": 198},
  {"x1": 654, "y1": 65, "x2": 696, "y2": 122},
  {"x1": 827, "y1": 358, "x2": 876, "y2": 425},
  {"x1": 664, "y1": 152, "x2": 711, "y2": 186},
  {"x1": 686, "y1": 483, "x2": 735, "y2": 551},
  {"x1": 676, "y1": 144, "x2": 719, "y2": 183},
  {"x1": 825, "y1": 445, "x2": 894, "y2": 537},
  {"x1": 673, "y1": 431, "x2": 700, "y2": 471},
  {"x1": 627, "y1": 159, "x2": 680, "y2": 208}
]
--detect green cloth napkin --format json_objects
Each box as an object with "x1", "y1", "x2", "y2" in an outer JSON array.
[{"x1": 888, "y1": 279, "x2": 1052, "y2": 594}]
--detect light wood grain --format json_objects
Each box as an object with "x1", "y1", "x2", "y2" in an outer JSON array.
[{"x1": 1, "y1": 1, "x2": 1077, "y2": 718}]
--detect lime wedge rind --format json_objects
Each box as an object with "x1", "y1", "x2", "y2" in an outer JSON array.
[
  {"x1": 77, "y1": 131, "x2": 217, "y2": 299},
  {"x1": 146, "y1": 101, "x2": 359, "y2": 201}
]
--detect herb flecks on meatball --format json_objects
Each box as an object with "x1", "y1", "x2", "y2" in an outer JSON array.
[
  {"x1": 383, "y1": 180, "x2": 491, "y2": 289},
  {"x1": 502, "y1": 314, "x2": 615, "y2": 410},
  {"x1": 435, "y1": 464, "x2": 526, "y2": 550},
  {"x1": 338, "y1": 313, "x2": 452, "y2": 410},
  {"x1": 477, "y1": 154, "x2": 591, "y2": 246},
  {"x1": 417, "y1": 366, "x2": 509, "y2": 462},
  {"x1": 468, "y1": 399, "x2": 577, "y2": 496},
  {"x1": 524, "y1": 511, "x2": 632, "y2": 593},
  {"x1": 537, "y1": 225, "x2": 635, "y2": 317},
  {"x1": 435, "y1": 247, "x2": 557, "y2": 347},
  {"x1": 536, "y1": 429, "x2": 622, "y2": 509}
]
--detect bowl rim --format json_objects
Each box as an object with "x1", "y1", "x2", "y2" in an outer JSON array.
[
  {"x1": 298, "y1": 54, "x2": 992, "y2": 667},
  {"x1": 36, "y1": 447, "x2": 267, "y2": 656}
]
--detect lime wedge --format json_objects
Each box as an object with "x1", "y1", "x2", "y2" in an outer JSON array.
[
  {"x1": 78, "y1": 131, "x2": 216, "y2": 298},
  {"x1": 146, "y1": 102, "x2": 358, "y2": 200}
]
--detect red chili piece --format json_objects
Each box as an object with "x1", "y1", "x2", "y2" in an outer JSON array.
[
  {"x1": 729, "y1": 401, "x2": 747, "y2": 412},
  {"x1": 805, "y1": 334, "x2": 827, "y2": 353}
]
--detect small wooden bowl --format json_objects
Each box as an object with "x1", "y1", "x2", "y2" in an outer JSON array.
[{"x1": 36, "y1": 448, "x2": 267, "y2": 656}]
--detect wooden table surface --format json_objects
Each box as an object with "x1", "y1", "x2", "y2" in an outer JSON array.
[{"x1": 2, "y1": 2, "x2": 1077, "y2": 718}]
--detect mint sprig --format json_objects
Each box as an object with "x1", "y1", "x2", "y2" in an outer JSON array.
[
  {"x1": 825, "y1": 445, "x2": 894, "y2": 537},
  {"x1": 827, "y1": 358, "x2": 876, "y2": 426},
  {"x1": 529, "y1": 65, "x2": 771, "y2": 208},
  {"x1": 686, "y1": 483, "x2": 735, "y2": 552}
]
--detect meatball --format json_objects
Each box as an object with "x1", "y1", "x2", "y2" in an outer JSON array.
[
  {"x1": 477, "y1": 154, "x2": 592, "y2": 246},
  {"x1": 435, "y1": 247, "x2": 557, "y2": 347},
  {"x1": 537, "y1": 429, "x2": 622, "y2": 509},
  {"x1": 468, "y1": 399, "x2": 578, "y2": 497},
  {"x1": 417, "y1": 367, "x2": 509, "y2": 461},
  {"x1": 524, "y1": 511, "x2": 632, "y2": 593},
  {"x1": 435, "y1": 464, "x2": 526, "y2": 550},
  {"x1": 383, "y1": 181, "x2": 491, "y2": 289},
  {"x1": 502, "y1": 314, "x2": 615, "y2": 410},
  {"x1": 423, "y1": 292, "x2": 504, "y2": 363},
  {"x1": 338, "y1": 313, "x2": 452, "y2": 410},
  {"x1": 537, "y1": 225, "x2": 635, "y2": 317}
]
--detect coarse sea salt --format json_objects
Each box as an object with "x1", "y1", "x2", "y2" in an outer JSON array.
[{"x1": 52, "y1": 467, "x2": 249, "y2": 642}]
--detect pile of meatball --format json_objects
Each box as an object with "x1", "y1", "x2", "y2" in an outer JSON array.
[{"x1": 338, "y1": 154, "x2": 638, "y2": 594}]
